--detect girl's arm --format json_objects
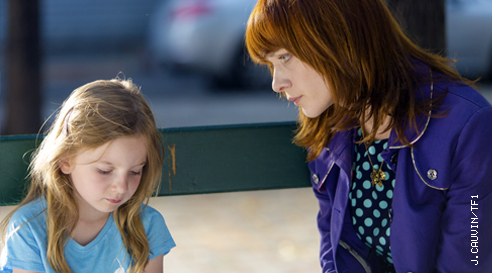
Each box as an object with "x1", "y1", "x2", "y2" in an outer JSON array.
[
  {"x1": 143, "y1": 254, "x2": 164, "y2": 273},
  {"x1": 13, "y1": 269, "x2": 41, "y2": 273}
]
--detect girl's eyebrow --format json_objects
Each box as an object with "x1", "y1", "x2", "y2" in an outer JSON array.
[
  {"x1": 99, "y1": 161, "x2": 114, "y2": 166},
  {"x1": 99, "y1": 161, "x2": 147, "y2": 167}
]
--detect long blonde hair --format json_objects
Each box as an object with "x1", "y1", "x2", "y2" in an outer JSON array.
[
  {"x1": 245, "y1": 0, "x2": 474, "y2": 161},
  {"x1": 1, "y1": 78, "x2": 164, "y2": 272}
]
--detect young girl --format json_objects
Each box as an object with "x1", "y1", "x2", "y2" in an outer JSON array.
[
  {"x1": 246, "y1": 0, "x2": 492, "y2": 272},
  {"x1": 0, "y1": 78, "x2": 175, "y2": 273}
]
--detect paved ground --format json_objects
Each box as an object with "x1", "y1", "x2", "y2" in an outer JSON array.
[{"x1": 151, "y1": 189, "x2": 320, "y2": 273}]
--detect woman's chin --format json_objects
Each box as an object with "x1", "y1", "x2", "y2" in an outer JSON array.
[{"x1": 301, "y1": 108, "x2": 322, "y2": 119}]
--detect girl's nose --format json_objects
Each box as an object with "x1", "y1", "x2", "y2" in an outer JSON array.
[
  {"x1": 112, "y1": 174, "x2": 129, "y2": 193},
  {"x1": 271, "y1": 69, "x2": 290, "y2": 93}
]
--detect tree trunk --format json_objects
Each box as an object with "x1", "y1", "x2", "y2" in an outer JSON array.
[
  {"x1": 2, "y1": 0, "x2": 42, "y2": 135},
  {"x1": 386, "y1": 0, "x2": 446, "y2": 54}
]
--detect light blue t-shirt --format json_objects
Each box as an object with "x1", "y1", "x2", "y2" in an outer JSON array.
[{"x1": 0, "y1": 197, "x2": 175, "y2": 273}]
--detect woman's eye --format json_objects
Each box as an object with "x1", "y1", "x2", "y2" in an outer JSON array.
[
  {"x1": 279, "y1": 54, "x2": 291, "y2": 62},
  {"x1": 130, "y1": 171, "x2": 142, "y2": 176}
]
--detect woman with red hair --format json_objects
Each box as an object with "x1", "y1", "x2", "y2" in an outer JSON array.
[{"x1": 246, "y1": 0, "x2": 492, "y2": 272}]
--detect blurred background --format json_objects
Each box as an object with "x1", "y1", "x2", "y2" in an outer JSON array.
[{"x1": 1, "y1": 0, "x2": 492, "y2": 272}]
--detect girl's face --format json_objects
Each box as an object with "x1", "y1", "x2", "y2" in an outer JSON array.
[
  {"x1": 60, "y1": 135, "x2": 147, "y2": 219},
  {"x1": 265, "y1": 49, "x2": 334, "y2": 118}
]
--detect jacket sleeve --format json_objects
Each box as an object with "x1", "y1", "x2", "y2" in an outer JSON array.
[
  {"x1": 313, "y1": 187, "x2": 336, "y2": 272},
  {"x1": 437, "y1": 106, "x2": 492, "y2": 272},
  {"x1": 310, "y1": 166, "x2": 336, "y2": 273}
]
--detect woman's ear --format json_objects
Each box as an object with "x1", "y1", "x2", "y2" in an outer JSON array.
[{"x1": 59, "y1": 158, "x2": 73, "y2": 175}]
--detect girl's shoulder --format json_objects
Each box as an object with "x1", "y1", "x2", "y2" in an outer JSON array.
[
  {"x1": 9, "y1": 197, "x2": 47, "y2": 225},
  {"x1": 137, "y1": 204, "x2": 176, "y2": 256},
  {"x1": 139, "y1": 203, "x2": 161, "y2": 217},
  {"x1": 139, "y1": 204, "x2": 165, "y2": 226}
]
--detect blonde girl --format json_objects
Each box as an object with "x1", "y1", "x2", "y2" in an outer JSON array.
[{"x1": 0, "y1": 78, "x2": 175, "y2": 273}]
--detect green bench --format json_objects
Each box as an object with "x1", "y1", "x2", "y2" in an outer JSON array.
[{"x1": 0, "y1": 122, "x2": 310, "y2": 206}]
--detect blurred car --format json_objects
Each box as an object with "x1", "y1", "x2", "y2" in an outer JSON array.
[
  {"x1": 147, "y1": 0, "x2": 492, "y2": 91},
  {"x1": 147, "y1": 0, "x2": 270, "y2": 89},
  {"x1": 447, "y1": 0, "x2": 492, "y2": 79}
]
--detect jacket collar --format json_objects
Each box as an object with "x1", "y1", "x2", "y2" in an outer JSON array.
[
  {"x1": 326, "y1": 129, "x2": 354, "y2": 158},
  {"x1": 326, "y1": 75, "x2": 434, "y2": 153},
  {"x1": 325, "y1": 128, "x2": 356, "y2": 176}
]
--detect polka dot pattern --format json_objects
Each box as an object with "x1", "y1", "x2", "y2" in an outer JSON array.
[{"x1": 350, "y1": 129, "x2": 395, "y2": 268}]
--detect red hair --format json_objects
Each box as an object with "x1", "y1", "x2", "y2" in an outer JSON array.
[{"x1": 245, "y1": 0, "x2": 474, "y2": 161}]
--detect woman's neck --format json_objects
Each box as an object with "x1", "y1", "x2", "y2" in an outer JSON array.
[{"x1": 361, "y1": 110, "x2": 392, "y2": 140}]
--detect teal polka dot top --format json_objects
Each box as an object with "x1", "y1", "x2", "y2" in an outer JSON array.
[{"x1": 350, "y1": 128, "x2": 396, "y2": 272}]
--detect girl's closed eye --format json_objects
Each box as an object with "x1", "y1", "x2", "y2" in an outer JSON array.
[
  {"x1": 130, "y1": 170, "x2": 142, "y2": 176},
  {"x1": 97, "y1": 168, "x2": 112, "y2": 175}
]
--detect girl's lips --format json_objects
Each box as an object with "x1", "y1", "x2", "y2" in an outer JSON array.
[
  {"x1": 288, "y1": 96, "x2": 302, "y2": 106},
  {"x1": 106, "y1": 199, "x2": 122, "y2": 204}
]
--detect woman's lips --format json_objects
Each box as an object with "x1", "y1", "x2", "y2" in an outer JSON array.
[
  {"x1": 106, "y1": 199, "x2": 122, "y2": 204},
  {"x1": 288, "y1": 96, "x2": 302, "y2": 106}
]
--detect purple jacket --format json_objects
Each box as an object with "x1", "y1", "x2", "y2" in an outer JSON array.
[{"x1": 309, "y1": 79, "x2": 492, "y2": 273}]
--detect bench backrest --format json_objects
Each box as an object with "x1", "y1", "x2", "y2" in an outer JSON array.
[{"x1": 0, "y1": 122, "x2": 310, "y2": 206}]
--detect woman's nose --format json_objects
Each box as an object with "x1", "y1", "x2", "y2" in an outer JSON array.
[{"x1": 271, "y1": 69, "x2": 290, "y2": 93}]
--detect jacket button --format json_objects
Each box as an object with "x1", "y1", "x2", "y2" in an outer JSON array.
[
  {"x1": 427, "y1": 169, "x2": 438, "y2": 180},
  {"x1": 312, "y1": 174, "x2": 319, "y2": 184}
]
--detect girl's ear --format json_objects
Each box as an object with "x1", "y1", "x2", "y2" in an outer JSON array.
[{"x1": 59, "y1": 159, "x2": 73, "y2": 175}]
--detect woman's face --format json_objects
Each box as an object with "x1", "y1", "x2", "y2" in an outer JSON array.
[{"x1": 265, "y1": 49, "x2": 334, "y2": 118}]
